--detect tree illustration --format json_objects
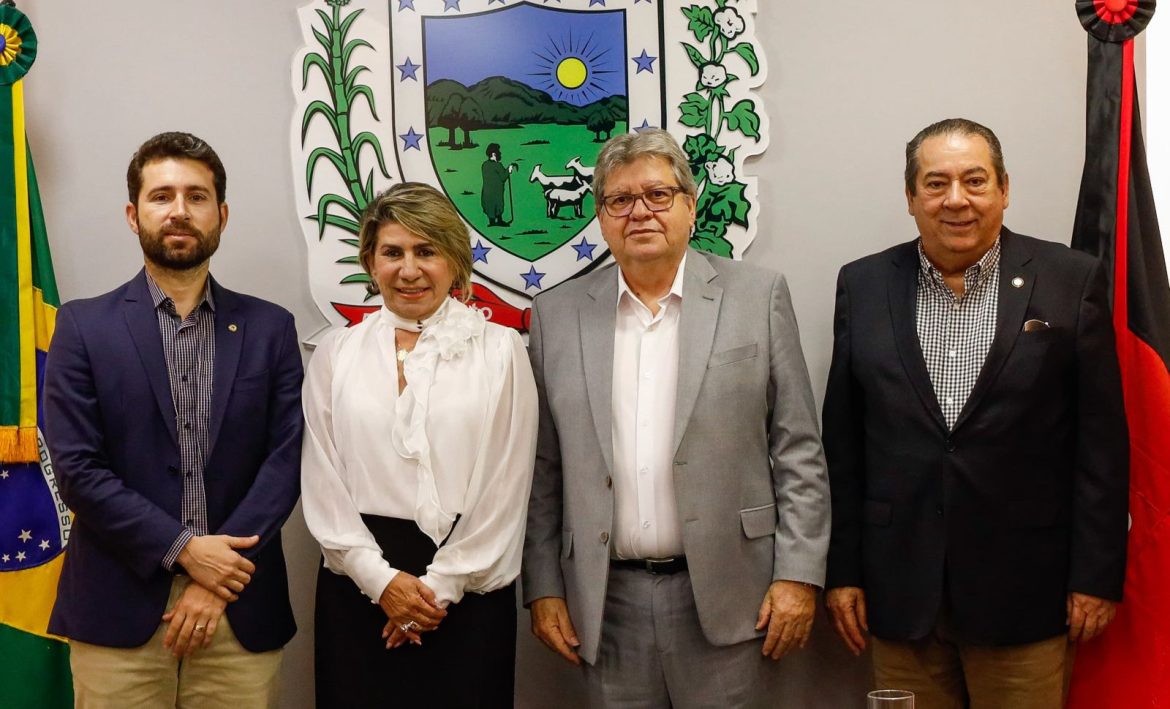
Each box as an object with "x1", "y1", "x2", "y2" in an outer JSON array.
[
  {"x1": 586, "y1": 108, "x2": 616, "y2": 142},
  {"x1": 435, "y1": 90, "x2": 484, "y2": 149}
]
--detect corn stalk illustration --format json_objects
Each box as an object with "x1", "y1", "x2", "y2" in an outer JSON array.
[
  {"x1": 677, "y1": 0, "x2": 759, "y2": 258},
  {"x1": 301, "y1": 0, "x2": 389, "y2": 291}
]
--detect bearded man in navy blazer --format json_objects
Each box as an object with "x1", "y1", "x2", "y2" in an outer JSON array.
[
  {"x1": 823, "y1": 119, "x2": 1129, "y2": 708},
  {"x1": 43, "y1": 132, "x2": 303, "y2": 708}
]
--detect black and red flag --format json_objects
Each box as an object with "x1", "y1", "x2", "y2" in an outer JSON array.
[{"x1": 1068, "y1": 1, "x2": 1170, "y2": 704}]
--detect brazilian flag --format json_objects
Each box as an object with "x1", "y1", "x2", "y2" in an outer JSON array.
[{"x1": 0, "y1": 6, "x2": 73, "y2": 707}]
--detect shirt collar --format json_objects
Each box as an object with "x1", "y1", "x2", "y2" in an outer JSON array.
[
  {"x1": 616, "y1": 252, "x2": 687, "y2": 313},
  {"x1": 145, "y1": 272, "x2": 216, "y2": 314},
  {"x1": 380, "y1": 296, "x2": 452, "y2": 332},
  {"x1": 917, "y1": 236, "x2": 1002, "y2": 292}
]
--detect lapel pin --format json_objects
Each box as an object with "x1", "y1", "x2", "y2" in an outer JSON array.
[
  {"x1": 228, "y1": 323, "x2": 238, "y2": 332},
  {"x1": 1011, "y1": 277, "x2": 1024, "y2": 288}
]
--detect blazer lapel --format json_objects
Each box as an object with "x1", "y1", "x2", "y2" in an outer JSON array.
[
  {"x1": 887, "y1": 242, "x2": 948, "y2": 431},
  {"x1": 953, "y1": 230, "x2": 1034, "y2": 431},
  {"x1": 207, "y1": 278, "x2": 244, "y2": 453},
  {"x1": 123, "y1": 272, "x2": 178, "y2": 447},
  {"x1": 581, "y1": 269, "x2": 618, "y2": 476},
  {"x1": 673, "y1": 253, "x2": 721, "y2": 454}
]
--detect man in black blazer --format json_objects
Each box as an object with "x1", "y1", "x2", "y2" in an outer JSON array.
[
  {"x1": 823, "y1": 118, "x2": 1128, "y2": 707},
  {"x1": 44, "y1": 133, "x2": 303, "y2": 708}
]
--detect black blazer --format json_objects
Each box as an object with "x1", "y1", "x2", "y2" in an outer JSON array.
[
  {"x1": 823, "y1": 229, "x2": 1128, "y2": 645},
  {"x1": 43, "y1": 271, "x2": 304, "y2": 651}
]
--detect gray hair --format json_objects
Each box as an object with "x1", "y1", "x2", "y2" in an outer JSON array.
[
  {"x1": 593, "y1": 129, "x2": 698, "y2": 209},
  {"x1": 905, "y1": 118, "x2": 1006, "y2": 195}
]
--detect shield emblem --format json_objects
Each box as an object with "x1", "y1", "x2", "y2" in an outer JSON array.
[
  {"x1": 293, "y1": 0, "x2": 766, "y2": 334},
  {"x1": 391, "y1": 0, "x2": 666, "y2": 296}
]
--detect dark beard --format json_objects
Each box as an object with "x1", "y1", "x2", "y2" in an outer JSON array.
[{"x1": 137, "y1": 220, "x2": 221, "y2": 270}]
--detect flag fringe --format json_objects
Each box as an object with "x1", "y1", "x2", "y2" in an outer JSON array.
[{"x1": 0, "y1": 425, "x2": 38, "y2": 463}]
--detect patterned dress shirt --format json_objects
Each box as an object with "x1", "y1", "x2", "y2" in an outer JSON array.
[
  {"x1": 145, "y1": 274, "x2": 217, "y2": 570},
  {"x1": 915, "y1": 238, "x2": 1001, "y2": 429}
]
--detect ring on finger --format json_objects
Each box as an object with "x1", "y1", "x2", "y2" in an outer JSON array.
[
  {"x1": 194, "y1": 624, "x2": 207, "y2": 632},
  {"x1": 399, "y1": 620, "x2": 420, "y2": 633}
]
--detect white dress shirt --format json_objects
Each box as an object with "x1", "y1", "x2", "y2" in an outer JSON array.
[
  {"x1": 301, "y1": 298, "x2": 538, "y2": 607},
  {"x1": 611, "y1": 255, "x2": 687, "y2": 560}
]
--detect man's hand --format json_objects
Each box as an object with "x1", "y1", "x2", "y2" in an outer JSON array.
[
  {"x1": 755, "y1": 580, "x2": 816, "y2": 660},
  {"x1": 530, "y1": 597, "x2": 581, "y2": 665},
  {"x1": 378, "y1": 573, "x2": 447, "y2": 640},
  {"x1": 177, "y1": 534, "x2": 259, "y2": 601},
  {"x1": 1068, "y1": 592, "x2": 1118, "y2": 642},
  {"x1": 825, "y1": 586, "x2": 869, "y2": 655},
  {"x1": 161, "y1": 582, "x2": 227, "y2": 657}
]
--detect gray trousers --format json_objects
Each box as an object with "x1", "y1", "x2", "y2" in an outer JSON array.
[{"x1": 583, "y1": 566, "x2": 772, "y2": 709}]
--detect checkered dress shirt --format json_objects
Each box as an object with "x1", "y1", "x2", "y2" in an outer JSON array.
[
  {"x1": 915, "y1": 238, "x2": 1001, "y2": 429},
  {"x1": 146, "y1": 274, "x2": 217, "y2": 570}
]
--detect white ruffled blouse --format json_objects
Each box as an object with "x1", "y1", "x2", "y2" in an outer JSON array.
[{"x1": 301, "y1": 298, "x2": 538, "y2": 607}]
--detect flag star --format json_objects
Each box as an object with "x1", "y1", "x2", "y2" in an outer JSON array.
[
  {"x1": 0, "y1": 468, "x2": 9, "y2": 479},
  {"x1": 443, "y1": 0, "x2": 461, "y2": 10},
  {"x1": 471, "y1": 240, "x2": 492, "y2": 264},
  {"x1": 16, "y1": 551, "x2": 26, "y2": 562},
  {"x1": 632, "y1": 49, "x2": 657, "y2": 74},
  {"x1": 399, "y1": 127, "x2": 424, "y2": 151},
  {"x1": 572, "y1": 237, "x2": 597, "y2": 261},
  {"x1": 521, "y1": 266, "x2": 546, "y2": 290},
  {"x1": 1, "y1": 554, "x2": 9, "y2": 563},
  {"x1": 396, "y1": 57, "x2": 421, "y2": 81},
  {"x1": 18, "y1": 529, "x2": 32, "y2": 543},
  {"x1": 633, "y1": 119, "x2": 655, "y2": 133},
  {"x1": 39, "y1": 540, "x2": 51, "y2": 550}
]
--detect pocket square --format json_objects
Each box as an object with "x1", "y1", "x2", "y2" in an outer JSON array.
[{"x1": 1023, "y1": 319, "x2": 1050, "y2": 332}]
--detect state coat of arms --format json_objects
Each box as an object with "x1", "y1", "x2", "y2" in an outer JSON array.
[{"x1": 292, "y1": 0, "x2": 768, "y2": 334}]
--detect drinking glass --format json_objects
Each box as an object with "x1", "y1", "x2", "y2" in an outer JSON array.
[{"x1": 866, "y1": 689, "x2": 915, "y2": 708}]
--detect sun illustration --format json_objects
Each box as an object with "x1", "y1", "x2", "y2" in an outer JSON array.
[
  {"x1": 532, "y1": 31, "x2": 616, "y2": 104},
  {"x1": 556, "y1": 57, "x2": 587, "y2": 90}
]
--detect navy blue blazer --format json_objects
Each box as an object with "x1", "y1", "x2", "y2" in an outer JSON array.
[
  {"x1": 43, "y1": 271, "x2": 303, "y2": 651},
  {"x1": 823, "y1": 230, "x2": 1129, "y2": 645}
]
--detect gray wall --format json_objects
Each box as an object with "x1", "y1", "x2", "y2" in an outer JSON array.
[{"x1": 20, "y1": 1, "x2": 1096, "y2": 706}]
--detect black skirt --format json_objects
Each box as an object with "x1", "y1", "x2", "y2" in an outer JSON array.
[{"x1": 314, "y1": 515, "x2": 517, "y2": 708}]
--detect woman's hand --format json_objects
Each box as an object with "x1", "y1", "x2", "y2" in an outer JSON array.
[{"x1": 378, "y1": 572, "x2": 446, "y2": 648}]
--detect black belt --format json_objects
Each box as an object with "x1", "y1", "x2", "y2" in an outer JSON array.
[{"x1": 611, "y1": 556, "x2": 688, "y2": 575}]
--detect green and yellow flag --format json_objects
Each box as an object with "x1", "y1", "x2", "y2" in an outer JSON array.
[{"x1": 0, "y1": 5, "x2": 73, "y2": 707}]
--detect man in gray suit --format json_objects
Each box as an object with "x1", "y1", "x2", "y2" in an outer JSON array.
[{"x1": 523, "y1": 129, "x2": 830, "y2": 707}]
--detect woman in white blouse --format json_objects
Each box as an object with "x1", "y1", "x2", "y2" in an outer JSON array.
[{"x1": 301, "y1": 182, "x2": 538, "y2": 708}]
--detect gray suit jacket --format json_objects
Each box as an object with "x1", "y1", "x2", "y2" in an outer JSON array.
[{"x1": 522, "y1": 249, "x2": 830, "y2": 664}]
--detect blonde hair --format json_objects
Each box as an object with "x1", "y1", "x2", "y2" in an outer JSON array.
[{"x1": 357, "y1": 182, "x2": 473, "y2": 300}]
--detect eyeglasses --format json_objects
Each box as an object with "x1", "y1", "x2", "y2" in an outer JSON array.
[{"x1": 599, "y1": 186, "x2": 686, "y2": 217}]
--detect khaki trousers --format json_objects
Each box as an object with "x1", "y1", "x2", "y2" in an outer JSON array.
[
  {"x1": 871, "y1": 631, "x2": 1074, "y2": 709},
  {"x1": 69, "y1": 577, "x2": 283, "y2": 709}
]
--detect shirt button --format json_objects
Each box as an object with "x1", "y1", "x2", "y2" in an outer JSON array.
[
  {"x1": 946, "y1": 440, "x2": 956, "y2": 453},
  {"x1": 936, "y1": 506, "x2": 944, "y2": 517},
  {"x1": 183, "y1": 422, "x2": 192, "y2": 430},
  {"x1": 952, "y1": 303, "x2": 960, "y2": 311},
  {"x1": 186, "y1": 519, "x2": 194, "y2": 525},
  {"x1": 186, "y1": 471, "x2": 193, "y2": 478},
  {"x1": 605, "y1": 476, "x2": 612, "y2": 488},
  {"x1": 181, "y1": 375, "x2": 188, "y2": 383},
  {"x1": 599, "y1": 532, "x2": 609, "y2": 544},
  {"x1": 948, "y1": 350, "x2": 956, "y2": 358},
  {"x1": 642, "y1": 521, "x2": 651, "y2": 529},
  {"x1": 639, "y1": 466, "x2": 648, "y2": 475},
  {"x1": 945, "y1": 397, "x2": 954, "y2": 405}
]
